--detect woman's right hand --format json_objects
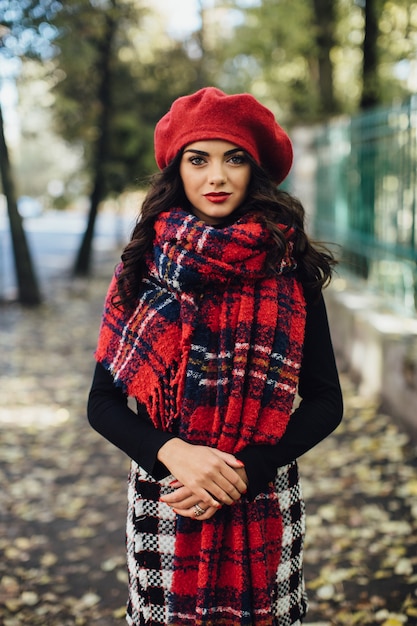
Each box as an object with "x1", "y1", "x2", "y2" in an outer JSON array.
[{"x1": 157, "y1": 438, "x2": 248, "y2": 513}]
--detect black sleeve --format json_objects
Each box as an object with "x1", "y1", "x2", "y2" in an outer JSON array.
[
  {"x1": 87, "y1": 362, "x2": 177, "y2": 479},
  {"x1": 235, "y1": 293, "x2": 343, "y2": 498},
  {"x1": 88, "y1": 294, "x2": 343, "y2": 496}
]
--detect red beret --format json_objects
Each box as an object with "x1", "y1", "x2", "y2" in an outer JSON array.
[{"x1": 154, "y1": 87, "x2": 293, "y2": 184}]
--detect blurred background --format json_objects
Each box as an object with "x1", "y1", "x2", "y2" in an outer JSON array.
[
  {"x1": 1, "y1": 1, "x2": 417, "y2": 625},
  {"x1": 1, "y1": 0, "x2": 416, "y2": 308}
]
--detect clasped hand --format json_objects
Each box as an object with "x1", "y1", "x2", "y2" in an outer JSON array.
[{"x1": 157, "y1": 438, "x2": 248, "y2": 520}]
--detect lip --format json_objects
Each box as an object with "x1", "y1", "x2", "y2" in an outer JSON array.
[{"x1": 203, "y1": 192, "x2": 231, "y2": 204}]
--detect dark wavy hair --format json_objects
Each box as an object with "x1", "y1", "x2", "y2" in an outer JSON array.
[{"x1": 114, "y1": 151, "x2": 337, "y2": 309}]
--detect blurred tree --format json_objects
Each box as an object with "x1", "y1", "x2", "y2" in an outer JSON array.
[
  {"x1": 374, "y1": 0, "x2": 417, "y2": 102},
  {"x1": 0, "y1": 102, "x2": 41, "y2": 305},
  {"x1": 214, "y1": 0, "x2": 330, "y2": 122},
  {"x1": 193, "y1": 0, "x2": 211, "y2": 89},
  {"x1": 213, "y1": 0, "x2": 417, "y2": 121},
  {"x1": 360, "y1": 0, "x2": 381, "y2": 108},
  {"x1": 14, "y1": 59, "x2": 84, "y2": 206},
  {"x1": 0, "y1": 0, "x2": 57, "y2": 305},
  {"x1": 51, "y1": 0, "x2": 200, "y2": 276},
  {"x1": 312, "y1": 0, "x2": 338, "y2": 114},
  {"x1": 71, "y1": 1, "x2": 118, "y2": 277},
  {"x1": 4, "y1": 0, "x2": 415, "y2": 292}
]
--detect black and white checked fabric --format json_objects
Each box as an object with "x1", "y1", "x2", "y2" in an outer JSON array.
[
  {"x1": 271, "y1": 462, "x2": 308, "y2": 625},
  {"x1": 125, "y1": 460, "x2": 307, "y2": 626},
  {"x1": 126, "y1": 463, "x2": 176, "y2": 626}
]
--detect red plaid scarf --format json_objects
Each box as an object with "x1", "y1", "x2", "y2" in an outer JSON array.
[{"x1": 96, "y1": 208, "x2": 306, "y2": 625}]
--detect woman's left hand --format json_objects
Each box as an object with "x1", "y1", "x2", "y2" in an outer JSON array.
[
  {"x1": 162, "y1": 482, "x2": 219, "y2": 520},
  {"x1": 162, "y1": 466, "x2": 248, "y2": 520}
]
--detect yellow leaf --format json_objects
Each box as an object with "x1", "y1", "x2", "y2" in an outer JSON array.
[
  {"x1": 113, "y1": 606, "x2": 127, "y2": 618},
  {"x1": 20, "y1": 591, "x2": 39, "y2": 606},
  {"x1": 406, "y1": 608, "x2": 417, "y2": 617},
  {"x1": 40, "y1": 552, "x2": 58, "y2": 568},
  {"x1": 306, "y1": 576, "x2": 325, "y2": 590}
]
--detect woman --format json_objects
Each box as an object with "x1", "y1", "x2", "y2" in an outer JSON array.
[{"x1": 88, "y1": 87, "x2": 343, "y2": 626}]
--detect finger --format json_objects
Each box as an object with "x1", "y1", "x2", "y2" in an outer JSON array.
[
  {"x1": 162, "y1": 485, "x2": 222, "y2": 511},
  {"x1": 212, "y1": 449, "x2": 245, "y2": 469},
  {"x1": 161, "y1": 486, "x2": 193, "y2": 504},
  {"x1": 220, "y1": 466, "x2": 248, "y2": 496},
  {"x1": 189, "y1": 469, "x2": 245, "y2": 506},
  {"x1": 235, "y1": 466, "x2": 249, "y2": 489},
  {"x1": 198, "y1": 484, "x2": 237, "y2": 507},
  {"x1": 179, "y1": 479, "x2": 229, "y2": 509},
  {"x1": 195, "y1": 505, "x2": 218, "y2": 520},
  {"x1": 209, "y1": 470, "x2": 248, "y2": 504},
  {"x1": 210, "y1": 452, "x2": 248, "y2": 494},
  {"x1": 163, "y1": 482, "x2": 222, "y2": 510},
  {"x1": 173, "y1": 504, "x2": 219, "y2": 520},
  {"x1": 165, "y1": 494, "x2": 198, "y2": 510}
]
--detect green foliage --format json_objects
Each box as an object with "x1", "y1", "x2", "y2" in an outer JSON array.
[
  {"x1": 50, "y1": 0, "x2": 201, "y2": 195},
  {"x1": 3, "y1": 0, "x2": 417, "y2": 202},
  {"x1": 210, "y1": 0, "x2": 326, "y2": 122},
  {"x1": 105, "y1": 43, "x2": 201, "y2": 190},
  {"x1": 378, "y1": 0, "x2": 417, "y2": 99},
  {"x1": 211, "y1": 0, "x2": 417, "y2": 123}
]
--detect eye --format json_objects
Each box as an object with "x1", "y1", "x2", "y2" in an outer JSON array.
[
  {"x1": 227, "y1": 153, "x2": 247, "y2": 165},
  {"x1": 189, "y1": 156, "x2": 206, "y2": 166}
]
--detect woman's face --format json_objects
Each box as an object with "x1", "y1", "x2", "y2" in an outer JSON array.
[{"x1": 179, "y1": 140, "x2": 251, "y2": 225}]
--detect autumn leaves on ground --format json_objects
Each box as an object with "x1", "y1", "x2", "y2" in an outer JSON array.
[{"x1": 1, "y1": 261, "x2": 417, "y2": 626}]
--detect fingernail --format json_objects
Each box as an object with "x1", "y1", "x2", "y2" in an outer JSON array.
[
  {"x1": 235, "y1": 460, "x2": 245, "y2": 467},
  {"x1": 169, "y1": 480, "x2": 177, "y2": 486}
]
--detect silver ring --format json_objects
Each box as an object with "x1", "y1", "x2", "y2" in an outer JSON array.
[{"x1": 194, "y1": 504, "x2": 205, "y2": 517}]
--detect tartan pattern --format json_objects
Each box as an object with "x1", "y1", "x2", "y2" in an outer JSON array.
[
  {"x1": 97, "y1": 209, "x2": 307, "y2": 624},
  {"x1": 96, "y1": 210, "x2": 306, "y2": 449},
  {"x1": 126, "y1": 461, "x2": 307, "y2": 626}
]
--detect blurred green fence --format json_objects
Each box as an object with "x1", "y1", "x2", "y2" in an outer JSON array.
[{"x1": 313, "y1": 96, "x2": 417, "y2": 315}]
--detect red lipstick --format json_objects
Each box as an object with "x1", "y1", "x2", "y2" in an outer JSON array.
[{"x1": 204, "y1": 192, "x2": 231, "y2": 204}]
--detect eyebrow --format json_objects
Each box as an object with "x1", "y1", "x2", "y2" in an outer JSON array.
[{"x1": 183, "y1": 147, "x2": 244, "y2": 157}]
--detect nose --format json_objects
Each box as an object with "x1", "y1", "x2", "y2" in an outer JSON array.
[{"x1": 208, "y1": 162, "x2": 227, "y2": 186}]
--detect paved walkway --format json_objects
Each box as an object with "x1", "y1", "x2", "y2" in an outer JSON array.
[{"x1": 1, "y1": 253, "x2": 416, "y2": 626}]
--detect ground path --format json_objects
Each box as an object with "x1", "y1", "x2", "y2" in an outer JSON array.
[{"x1": 1, "y1": 254, "x2": 416, "y2": 625}]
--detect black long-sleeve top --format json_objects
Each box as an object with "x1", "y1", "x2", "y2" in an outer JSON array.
[{"x1": 87, "y1": 293, "x2": 343, "y2": 499}]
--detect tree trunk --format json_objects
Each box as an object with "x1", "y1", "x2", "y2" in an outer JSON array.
[
  {"x1": 192, "y1": 0, "x2": 210, "y2": 90},
  {"x1": 72, "y1": 8, "x2": 117, "y2": 277},
  {"x1": 312, "y1": 0, "x2": 337, "y2": 115},
  {"x1": 360, "y1": 0, "x2": 380, "y2": 109},
  {"x1": 0, "y1": 102, "x2": 42, "y2": 305},
  {"x1": 356, "y1": 0, "x2": 380, "y2": 283}
]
